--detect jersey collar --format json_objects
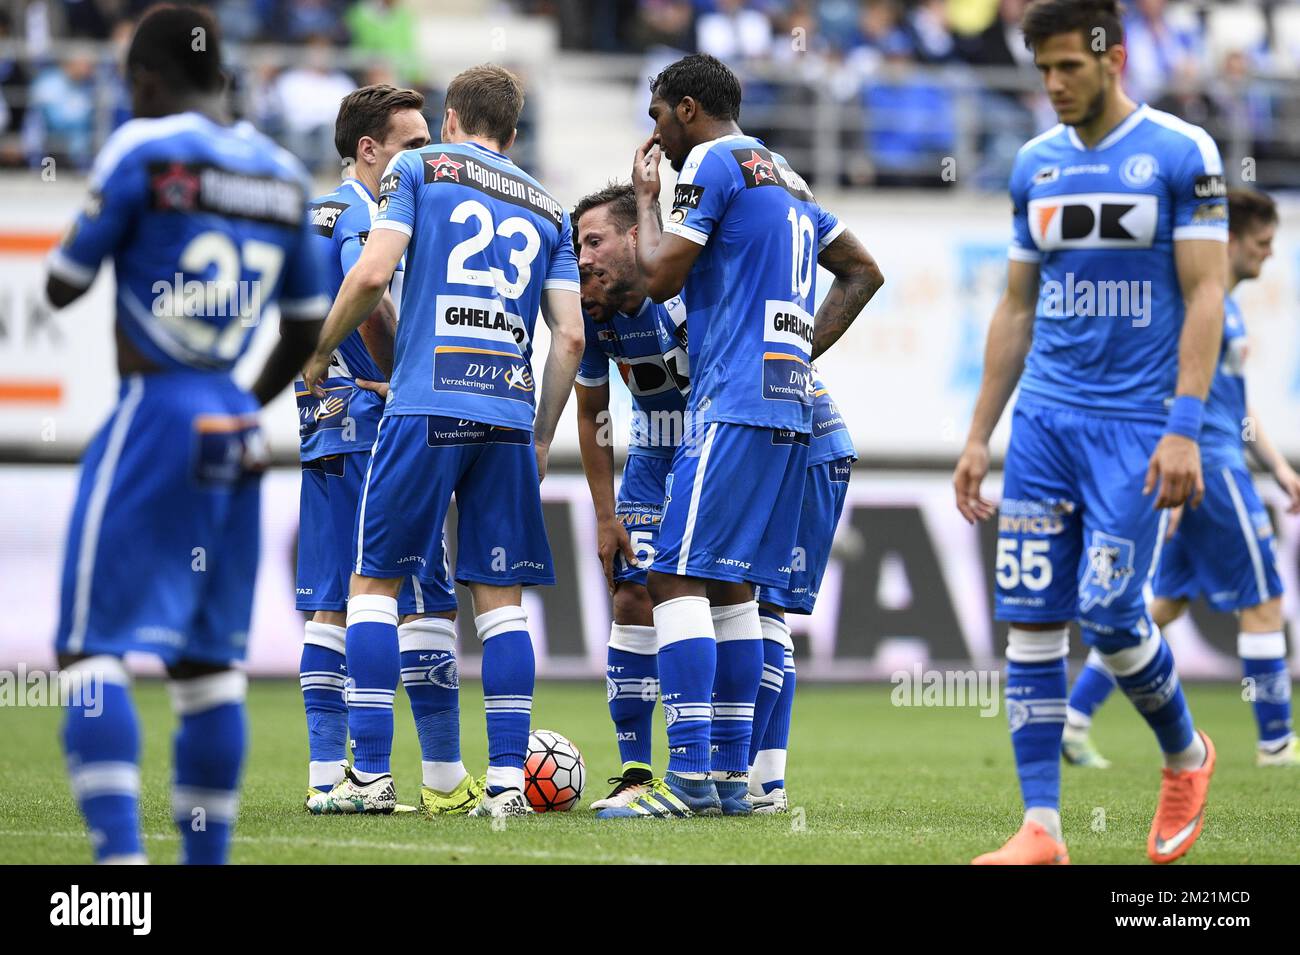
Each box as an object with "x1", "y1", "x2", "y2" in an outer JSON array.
[
  {"x1": 341, "y1": 176, "x2": 378, "y2": 216},
  {"x1": 460, "y1": 141, "x2": 514, "y2": 164},
  {"x1": 1065, "y1": 103, "x2": 1148, "y2": 152}
]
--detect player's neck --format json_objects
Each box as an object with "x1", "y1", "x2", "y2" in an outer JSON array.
[
  {"x1": 619, "y1": 289, "x2": 647, "y2": 314},
  {"x1": 450, "y1": 134, "x2": 506, "y2": 156},
  {"x1": 168, "y1": 94, "x2": 229, "y2": 127},
  {"x1": 689, "y1": 120, "x2": 743, "y2": 147},
  {"x1": 348, "y1": 165, "x2": 381, "y2": 201},
  {"x1": 1072, "y1": 92, "x2": 1138, "y2": 149}
]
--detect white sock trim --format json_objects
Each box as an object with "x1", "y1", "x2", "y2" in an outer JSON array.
[
  {"x1": 1099, "y1": 628, "x2": 1160, "y2": 678},
  {"x1": 752, "y1": 749, "x2": 786, "y2": 787},
  {"x1": 173, "y1": 785, "x2": 240, "y2": 824},
  {"x1": 759, "y1": 614, "x2": 793, "y2": 652},
  {"x1": 304, "y1": 621, "x2": 346, "y2": 654},
  {"x1": 475, "y1": 605, "x2": 528, "y2": 642},
  {"x1": 485, "y1": 765, "x2": 525, "y2": 792},
  {"x1": 712, "y1": 600, "x2": 761, "y2": 643},
  {"x1": 422, "y1": 760, "x2": 469, "y2": 792},
  {"x1": 309, "y1": 760, "x2": 347, "y2": 789},
  {"x1": 347, "y1": 593, "x2": 398, "y2": 627},
  {"x1": 608, "y1": 623, "x2": 657, "y2": 655},
  {"x1": 168, "y1": 670, "x2": 247, "y2": 716},
  {"x1": 1239, "y1": 630, "x2": 1286, "y2": 660},
  {"x1": 653, "y1": 595, "x2": 715, "y2": 648},
  {"x1": 398, "y1": 616, "x2": 457, "y2": 653},
  {"x1": 1006, "y1": 626, "x2": 1069, "y2": 663},
  {"x1": 59, "y1": 654, "x2": 129, "y2": 686}
]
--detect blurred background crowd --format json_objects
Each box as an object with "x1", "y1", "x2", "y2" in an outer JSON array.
[{"x1": 1, "y1": 0, "x2": 1298, "y2": 189}]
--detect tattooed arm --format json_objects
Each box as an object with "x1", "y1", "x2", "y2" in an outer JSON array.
[{"x1": 811, "y1": 229, "x2": 884, "y2": 360}]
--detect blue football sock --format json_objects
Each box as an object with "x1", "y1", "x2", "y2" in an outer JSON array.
[
  {"x1": 300, "y1": 622, "x2": 347, "y2": 791},
  {"x1": 399, "y1": 616, "x2": 467, "y2": 791},
  {"x1": 170, "y1": 671, "x2": 247, "y2": 865},
  {"x1": 753, "y1": 646, "x2": 796, "y2": 794},
  {"x1": 1240, "y1": 631, "x2": 1293, "y2": 748},
  {"x1": 1066, "y1": 648, "x2": 1116, "y2": 727},
  {"x1": 710, "y1": 602, "x2": 762, "y2": 776},
  {"x1": 61, "y1": 657, "x2": 144, "y2": 863},
  {"x1": 653, "y1": 596, "x2": 716, "y2": 776},
  {"x1": 345, "y1": 594, "x2": 400, "y2": 777},
  {"x1": 748, "y1": 613, "x2": 789, "y2": 766},
  {"x1": 607, "y1": 624, "x2": 658, "y2": 772},
  {"x1": 1006, "y1": 652, "x2": 1068, "y2": 811},
  {"x1": 477, "y1": 606, "x2": 534, "y2": 794},
  {"x1": 1108, "y1": 633, "x2": 1196, "y2": 756}
]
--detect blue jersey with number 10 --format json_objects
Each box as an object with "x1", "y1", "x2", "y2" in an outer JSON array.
[
  {"x1": 372, "y1": 141, "x2": 580, "y2": 430},
  {"x1": 664, "y1": 134, "x2": 843, "y2": 433}
]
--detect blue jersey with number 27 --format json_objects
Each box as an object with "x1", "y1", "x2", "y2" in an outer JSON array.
[{"x1": 372, "y1": 141, "x2": 580, "y2": 431}]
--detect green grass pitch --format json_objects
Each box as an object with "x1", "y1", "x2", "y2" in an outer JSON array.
[{"x1": 2, "y1": 680, "x2": 1296, "y2": 864}]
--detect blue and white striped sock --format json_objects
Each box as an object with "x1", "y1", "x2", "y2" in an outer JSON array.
[
  {"x1": 345, "y1": 594, "x2": 400, "y2": 779},
  {"x1": 1104, "y1": 629, "x2": 1200, "y2": 769},
  {"x1": 61, "y1": 656, "x2": 145, "y2": 863},
  {"x1": 710, "y1": 601, "x2": 762, "y2": 779},
  {"x1": 752, "y1": 646, "x2": 796, "y2": 795},
  {"x1": 477, "y1": 606, "x2": 534, "y2": 795},
  {"x1": 399, "y1": 616, "x2": 468, "y2": 791},
  {"x1": 748, "y1": 612, "x2": 788, "y2": 767},
  {"x1": 653, "y1": 596, "x2": 716, "y2": 777},
  {"x1": 1239, "y1": 631, "x2": 1293, "y2": 750},
  {"x1": 170, "y1": 670, "x2": 247, "y2": 865},
  {"x1": 607, "y1": 624, "x2": 658, "y2": 773},
  {"x1": 1006, "y1": 628, "x2": 1069, "y2": 829},
  {"x1": 300, "y1": 621, "x2": 347, "y2": 791},
  {"x1": 1065, "y1": 647, "x2": 1116, "y2": 735}
]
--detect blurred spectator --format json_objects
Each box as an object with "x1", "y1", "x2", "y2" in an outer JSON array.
[
  {"x1": 957, "y1": 0, "x2": 1031, "y2": 68},
  {"x1": 0, "y1": 9, "x2": 32, "y2": 138},
  {"x1": 23, "y1": 52, "x2": 96, "y2": 169},
  {"x1": 905, "y1": 0, "x2": 957, "y2": 64},
  {"x1": 61, "y1": 0, "x2": 112, "y2": 39},
  {"x1": 282, "y1": 0, "x2": 348, "y2": 43},
  {"x1": 345, "y1": 0, "x2": 421, "y2": 83},
  {"x1": 844, "y1": 0, "x2": 911, "y2": 75},
  {"x1": 97, "y1": 18, "x2": 133, "y2": 133},
  {"x1": 859, "y1": 30, "x2": 957, "y2": 188},
  {"x1": 635, "y1": 0, "x2": 694, "y2": 53},
  {"x1": 266, "y1": 34, "x2": 356, "y2": 171},
  {"x1": 697, "y1": 0, "x2": 772, "y2": 62},
  {"x1": 1123, "y1": 0, "x2": 1201, "y2": 103}
]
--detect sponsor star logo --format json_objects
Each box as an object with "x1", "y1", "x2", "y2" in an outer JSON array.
[
  {"x1": 426, "y1": 153, "x2": 464, "y2": 182},
  {"x1": 739, "y1": 150, "x2": 777, "y2": 184},
  {"x1": 152, "y1": 162, "x2": 200, "y2": 210}
]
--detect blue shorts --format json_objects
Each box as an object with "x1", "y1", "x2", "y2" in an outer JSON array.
[
  {"x1": 56, "y1": 372, "x2": 262, "y2": 666},
  {"x1": 996, "y1": 399, "x2": 1166, "y2": 651},
  {"x1": 355, "y1": 415, "x2": 554, "y2": 586},
  {"x1": 757, "y1": 456, "x2": 854, "y2": 614},
  {"x1": 1154, "y1": 461, "x2": 1283, "y2": 611},
  {"x1": 614, "y1": 453, "x2": 672, "y2": 588},
  {"x1": 297, "y1": 450, "x2": 456, "y2": 615},
  {"x1": 655, "y1": 422, "x2": 810, "y2": 588}
]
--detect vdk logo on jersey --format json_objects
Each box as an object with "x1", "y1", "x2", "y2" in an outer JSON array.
[{"x1": 1028, "y1": 193, "x2": 1157, "y2": 250}]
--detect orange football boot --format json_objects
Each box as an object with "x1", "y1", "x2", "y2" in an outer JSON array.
[
  {"x1": 1148, "y1": 730, "x2": 1216, "y2": 864},
  {"x1": 972, "y1": 820, "x2": 1070, "y2": 865}
]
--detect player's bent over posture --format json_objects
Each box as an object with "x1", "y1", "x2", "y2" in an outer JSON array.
[
  {"x1": 295, "y1": 86, "x2": 480, "y2": 817},
  {"x1": 48, "y1": 5, "x2": 327, "y2": 863},
  {"x1": 1065, "y1": 189, "x2": 1298, "y2": 770},
  {"x1": 302, "y1": 65, "x2": 585, "y2": 819},
  {"x1": 953, "y1": 0, "x2": 1227, "y2": 864},
  {"x1": 610, "y1": 53, "x2": 881, "y2": 819},
  {"x1": 571, "y1": 183, "x2": 687, "y2": 811}
]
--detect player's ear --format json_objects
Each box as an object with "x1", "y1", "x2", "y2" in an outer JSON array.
[
  {"x1": 627, "y1": 223, "x2": 639, "y2": 248},
  {"x1": 502, "y1": 127, "x2": 517, "y2": 153},
  {"x1": 676, "y1": 96, "x2": 695, "y2": 125},
  {"x1": 442, "y1": 108, "x2": 456, "y2": 141}
]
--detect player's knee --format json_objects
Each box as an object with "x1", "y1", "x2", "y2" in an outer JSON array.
[
  {"x1": 166, "y1": 664, "x2": 247, "y2": 715},
  {"x1": 1240, "y1": 598, "x2": 1283, "y2": 634},
  {"x1": 1089, "y1": 621, "x2": 1160, "y2": 677},
  {"x1": 646, "y1": 569, "x2": 702, "y2": 606},
  {"x1": 399, "y1": 608, "x2": 457, "y2": 626},
  {"x1": 1005, "y1": 624, "x2": 1069, "y2": 663},
  {"x1": 612, "y1": 583, "x2": 654, "y2": 628},
  {"x1": 1149, "y1": 597, "x2": 1186, "y2": 629},
  {"x1": 312, "y1": 610, "x2": 347, "y2": 628},
  {"x1": 348, "y1": 573, "x2": 401, "y2": 599},
  {"x1": 707, "y1": 579, "x2": 755, "y2": 607}
]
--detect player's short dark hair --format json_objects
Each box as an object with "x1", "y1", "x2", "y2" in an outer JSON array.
[
  {"x1": 126, "y1": 4, "x2": 224, "y2": 94},
  {"x1": 444, "y1": 64, "x2": 524, "y2": 147},
  {"x1": 1227, "y1": 188, "x2": 1278, "y2": 237},
  {"x1": 649, "y1": 53, "x2": 742, "y2": 122},
  {"x1": 1021, "y1": 0, "x2": 1125, "y2": 54},
  {"x1": 572, "y1": 181, "x2": 661, "y2": 236},
  {"x1": 334, "y1": 84, "x2": 426, "y2": 161}
]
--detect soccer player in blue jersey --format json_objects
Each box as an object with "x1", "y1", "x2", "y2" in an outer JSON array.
[
  {"x1": 748, "y1": 375, "x2": 857, "y2": 813},
  {"x1": 607, "y1": 53, "x2": 882, "y2": 818},
  {"x1": 302, "y1": 65, "x2": 585, "y2": 818},
  {"x1": 45, "y1": 5, "x2": 326, "y2": 864},
  {"x1": 297, "y1": 86, "x2": 482, "y2": 816},
  {"x1": 1064, "y1": 188, "x2": 1299, "y2": 770},
  {"x1": 953, "y1": 0, "x2": 1227, "y2": 864},
  {"x1": 571, "y1": 182, "x2": 688, "y2": 810}
]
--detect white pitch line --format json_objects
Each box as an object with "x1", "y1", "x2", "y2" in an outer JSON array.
[{"x1": 0, "y1": 829, "x2": 671, "y2": 864}]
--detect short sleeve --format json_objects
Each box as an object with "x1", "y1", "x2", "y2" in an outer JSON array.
[
  {"x1": 817, "y1": 205, "x2": 845, "y2": 250},
  {"x1": 545, "y1": 211, "x2": 580, "y2": 293},
  {"x1": 372, "y1": 151, "x2": 418, "y2": 236},
  {"x1": 1169, "y1": 129, "x2": 1228, "y2": 243},
  {"x1": 664, "y1": 145, "x2": 737, "y2": 247},
  {"x1": 335, "y1": 201, "x2": 371, "y2": 276},
  {"x1": 575, "y1": 317, "x2": 610, "y2": 387},
  {"x1": 46, "y1": 130, "x2": 150, "y2": 289}
]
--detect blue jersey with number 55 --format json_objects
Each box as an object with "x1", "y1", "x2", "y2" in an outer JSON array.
[
  {"x1": 664, "y1": 134, "x2": 842, "y2": 433},
  {"x1": 372, "y1": 141, "x2": 580, "y2": 430}
]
